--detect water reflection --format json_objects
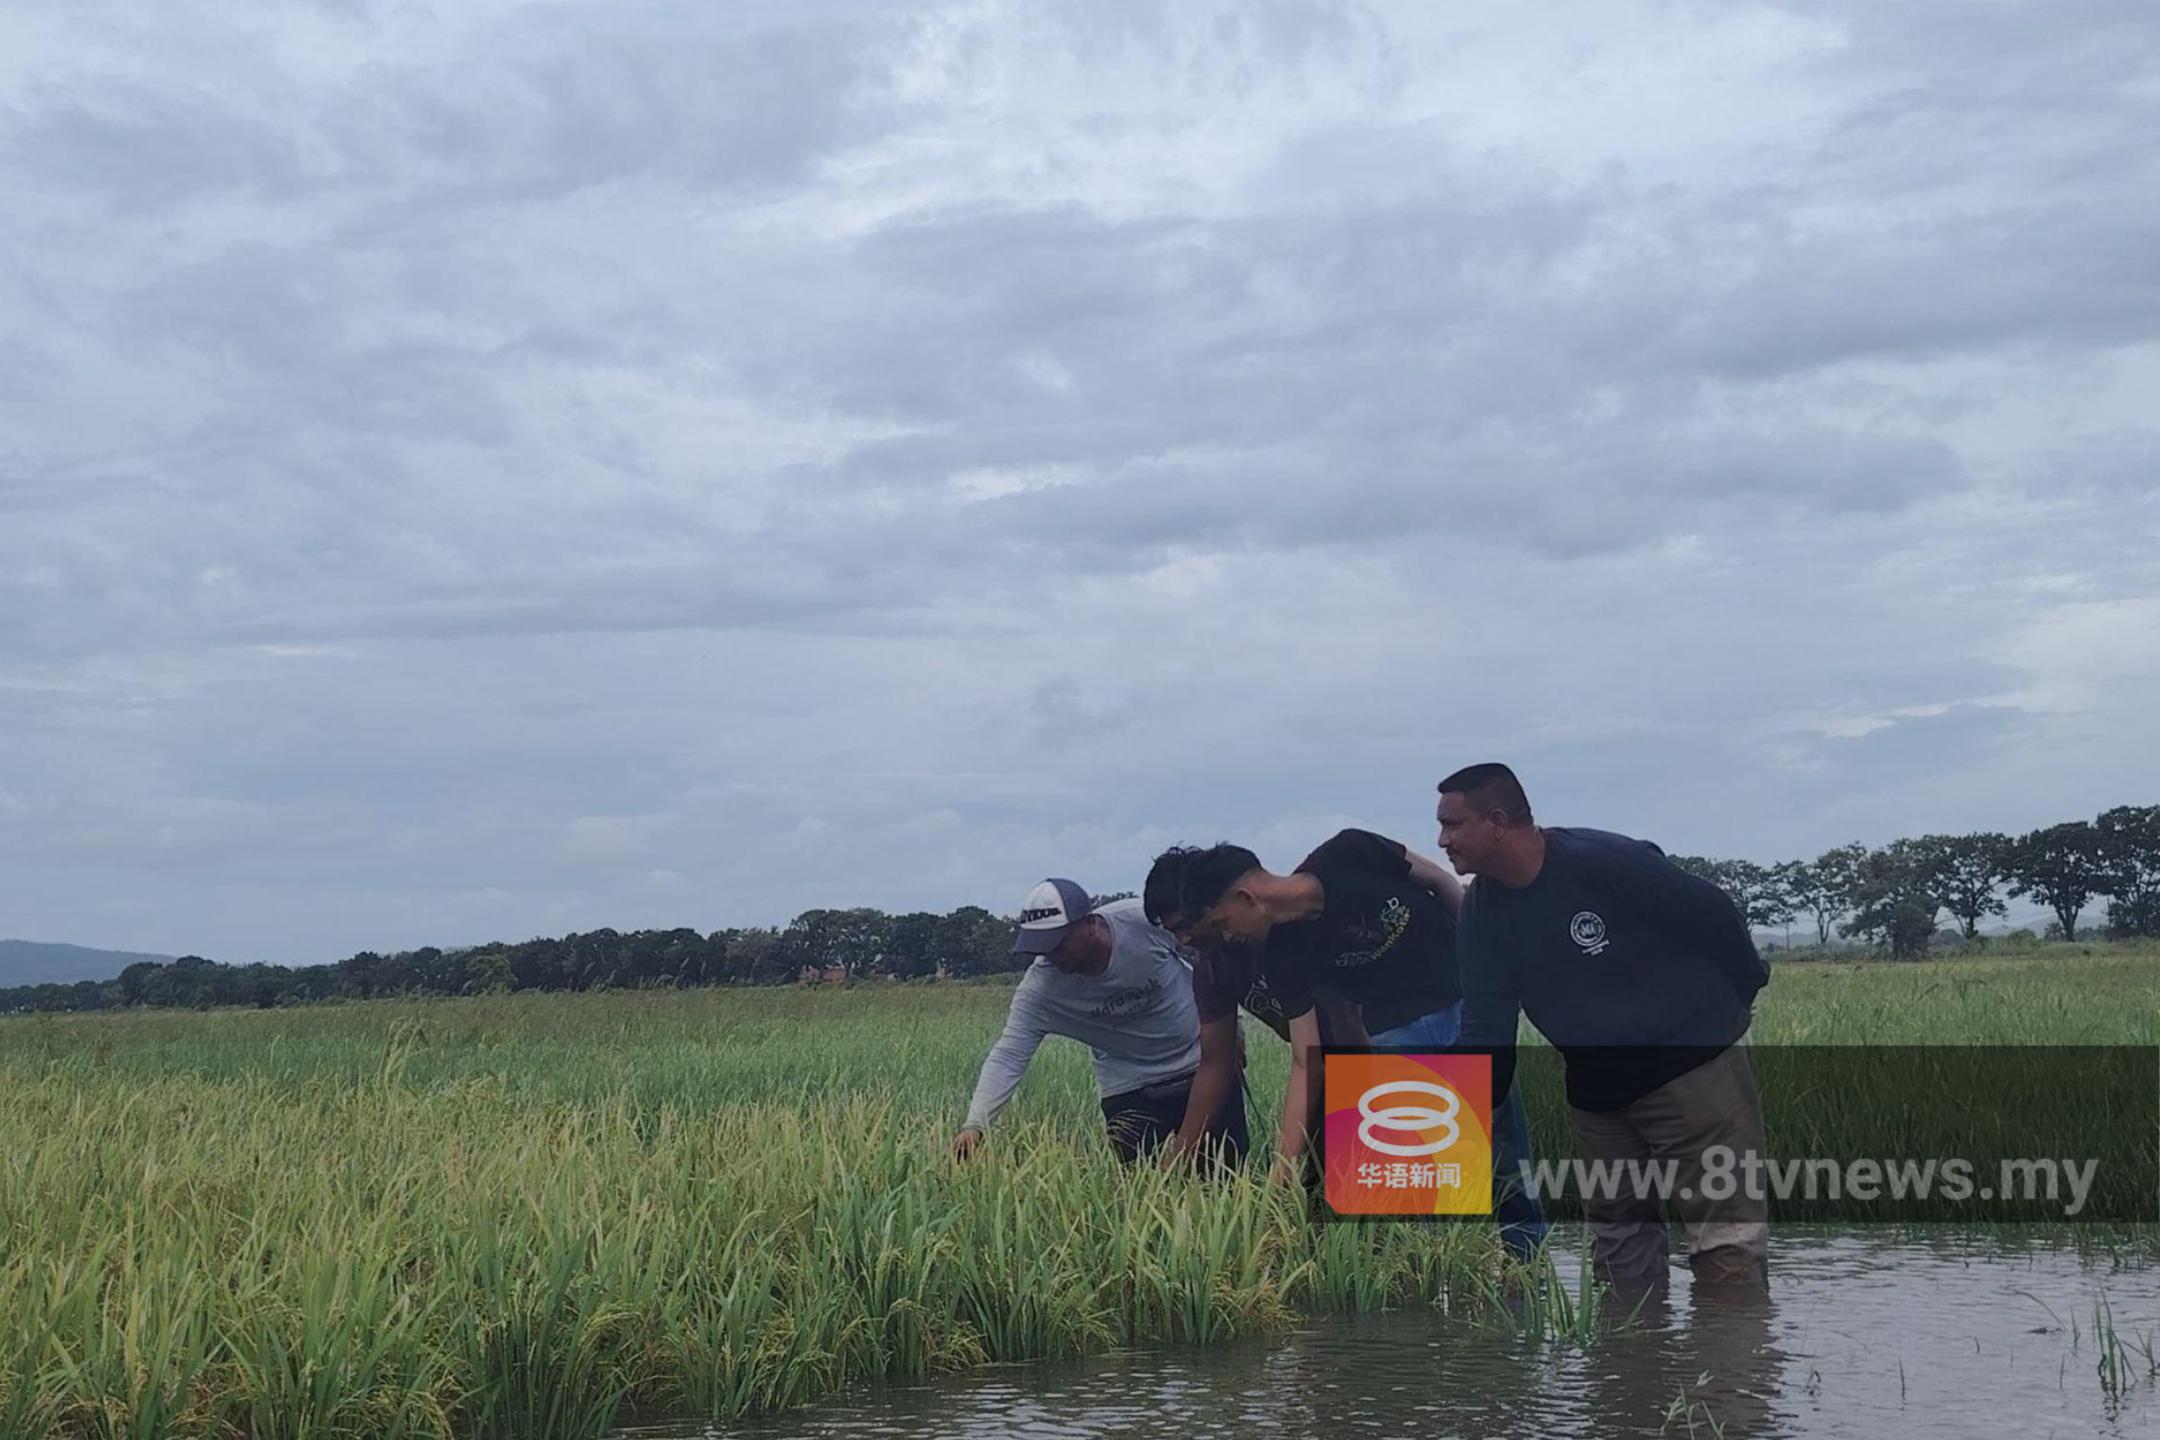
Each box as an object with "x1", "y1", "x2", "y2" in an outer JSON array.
[{"x1": 616, "y1": 1232, "x2": 2157, "y2": 1439}]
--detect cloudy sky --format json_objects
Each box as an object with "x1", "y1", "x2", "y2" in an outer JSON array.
[{"x1": 4, "y1": 0, "x2": 2157, "y2": 963}]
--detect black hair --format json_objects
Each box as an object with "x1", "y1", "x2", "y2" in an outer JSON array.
[
  {"x1": 1144, "y1": 845, "x2": 1202, "y2": 927},
  {"x1": 1437, "y1": 762, "x2": 1534, "y2": 825},
  {"x1": 1176, "y1": 843, "x2": 1264, "y2": 918}
]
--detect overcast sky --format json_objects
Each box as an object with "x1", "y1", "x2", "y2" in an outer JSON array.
[{"x1": 4, "y1": 0, "x2": 2157, "y2": 963}]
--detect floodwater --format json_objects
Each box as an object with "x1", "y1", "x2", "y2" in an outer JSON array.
[{"x1": 615, "y1": 1233, "x2": 2158, "y2": 1439}]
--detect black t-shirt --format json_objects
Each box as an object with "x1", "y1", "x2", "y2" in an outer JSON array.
[
  {"x1": 1254, "y1": 829, "x2": 1460, "y2": 1035},
  {"x1": 1458, "y1": 827, "x2": 1769, "y2": 1110},
  {"x1": 1191, "y1": 941, "x2": 1294, "y2": 1037}
]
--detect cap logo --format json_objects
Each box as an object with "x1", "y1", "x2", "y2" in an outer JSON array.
[{"x1": 1020, "y1": 906, "x2": 1064, "y2": 924}]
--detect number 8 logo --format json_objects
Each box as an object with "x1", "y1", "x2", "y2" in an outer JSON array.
[{"x1": 1355, "y1": 1079, "x2": 1461, "y2": 1157}]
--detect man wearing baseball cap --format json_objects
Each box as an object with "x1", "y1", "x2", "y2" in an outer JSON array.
[{"x1": 951, "y1": 877, "x2": 1249, "y2": 1166}]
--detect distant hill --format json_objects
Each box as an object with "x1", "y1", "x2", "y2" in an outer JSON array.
[{"x1": 0, "y1": 940, "x2": 177, "y2": 987}]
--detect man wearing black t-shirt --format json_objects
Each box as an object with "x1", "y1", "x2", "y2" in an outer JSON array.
[
  {"x1": 1167, "y1": 831, "x2": 1548, "y2": 1256},
  {"x1": 1141, "y1": 846, "x2": 1281, "y2": 1178},
  {"x1": 1440, "y1": 763, "x2": 1771, "y2": 1291}
]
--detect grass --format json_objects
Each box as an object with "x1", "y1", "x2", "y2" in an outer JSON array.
[
  {"x1": 1, "y1": 942, "x2": 2156, "y2": 1437},
  {"x1": 1480, "y1": 1247, "x2": 1625, "y2": 1346},
  {"x1": 2086, "y1": 1294, "x2": 2160, "y2": 1408}
]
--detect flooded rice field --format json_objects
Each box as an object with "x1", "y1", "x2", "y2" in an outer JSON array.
[{"x1": 617, "y1": 1231, "x2": 2157, "y2": 1439}]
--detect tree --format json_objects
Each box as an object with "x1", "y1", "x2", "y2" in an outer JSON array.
[
  {"x1": 2096, "y1": 804, "x2": 2160, "y2": 939},
  {"x1": 1785, "y1": 843, "x2": 1867, "y2": 946},
  {"x1": 1842, "y1": 841, "x2": 1941, "y2": 959},
  {"x1": 729, "y1": 927, "x2": 795, "y2": 985},
  {"x1": 1669, "y1": 856, "x2": 1793, "y2": 931},
  {"x1": 405, "y1": 947, "x2": 452, "y2": 990},
  {"x1": 1912, "y1": 833, "x2": 2011, "y2": 941},
  {"x1": 933, "y1": 905, "x2": 1013, "y2": 978},
  {"x1": 507, "y1": 936, "x2": 567, "y2": 991},
  {"x1": 881, "y1": 911, "x2": 944, "y2": 979},
  {"x1": 563, "y1": 929, "x2": 623, "y2": 990},
  {"x1": 460, "y1": 947, "x2": 515, "y2": 994},
  {"x1": 649, "y1": 929, "x2": 709, "y2": 987},
  {"x1": 782, "y1": 908, "x2": 888, "y2": 977},
  {"x1": 134, "y1": 955, "x2": 224, "y2": 1008},
  {"x1": 286, "y1": 963, "x2": 339, "y2": 1003},
  {"x1": 232, "y1": 963, "x2": 290, "y2": 1008},
  {"x1": 688, "y1": 931, "x2": 732, "y2": 986},
  {"x1": 1767, "y1": 861, "x2": 1807, "y2": 944},
  {"x1": 2005, "y1": 821, "x2": 2106, "y2": 942},
  {"x1": 1738, "y1": 860, "x2": 1798, "y2": 932},
  {"x1": 116, "y1": 960, "x2": 162, "y2": 1007},
  {"x1": 698, "y1": 931, "x2": 748, "y2": 985},
  {"x1": 1670, "y1": 855, "x2": 1717, "y2": 883},
  {"x1": 341, "y1": 949, "x2": 419, "y2": 999}
]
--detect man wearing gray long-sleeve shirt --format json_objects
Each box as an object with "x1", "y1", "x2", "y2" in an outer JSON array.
[{"x1": 952, "y1": 878, "x2": 1249, "y2": 1165}]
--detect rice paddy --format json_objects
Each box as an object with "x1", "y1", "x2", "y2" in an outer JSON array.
[{"x1": 2, "y1": 944, "x2": 2156, "y2": 1438}]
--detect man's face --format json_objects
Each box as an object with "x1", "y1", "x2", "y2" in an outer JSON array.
[
  {"x1": 1159, "y1": 908, "x2": 1203, "y2": 950},
  {"x1": 1437, "y1": 790, "x2": 1504, "y2": 875},
  {"x1": 1197, "y1": 884, "x2": 1269, "y2": 946},
  {"x1": 1046, "y1": 915, "x2": 1112, "y2": 976}
]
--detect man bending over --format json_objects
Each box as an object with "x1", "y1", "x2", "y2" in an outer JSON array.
[
  {"x1": 1174, "y1": 832, "x2": 1548, "y2": 1256},
  {"x1": 953, "y1": 877, "x2": 1248, "y2": 1166},
  {"x1": 1440, "y1": 763, "x2": 1770, "y2": 1291}
]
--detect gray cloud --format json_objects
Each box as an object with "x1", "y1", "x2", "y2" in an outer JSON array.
[{"x1": 3, "y1": 0, "x2": 2157, "y2": 961}]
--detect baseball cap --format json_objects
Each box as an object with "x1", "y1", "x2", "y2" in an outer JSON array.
[{"x1": 1012, "y1": 877, "x2": 1093, "y2": 955}]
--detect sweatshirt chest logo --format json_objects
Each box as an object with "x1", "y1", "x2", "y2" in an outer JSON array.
[{"x1": 1570, "y1": 911, "x2": 1610, "y2": 956}]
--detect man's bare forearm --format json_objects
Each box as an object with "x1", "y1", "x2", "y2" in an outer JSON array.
[
  {"x1": 1276, "y1": 1054, "x2": 1317, "y2": 1167},
  {"x1": 1170, "y1": 1049, "x2": 1239, "y2": 1155},
  {"x1": 1404, "y1": 848, "x2": 1464, "y2": 913}
]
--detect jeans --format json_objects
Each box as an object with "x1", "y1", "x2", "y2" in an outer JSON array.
[
  {"x1": 1370, "y1": 1001, "x2": 1550, "y2": 1259},
  {"x1": 1101, "y1": 1069, "x2": 1250, "y2": 1168}
]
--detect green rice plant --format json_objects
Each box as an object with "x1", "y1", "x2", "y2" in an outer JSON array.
[
  {"x1": 2089, "y1": 1294, "x2": 2158, "y2": 1405},
  {"x1": 1477, "y1": 1244, "x2": 1626, "y2": 1348},
  {"x1": 1, "y1": 945, "x2": 2156, "y2": 1437},
  {"x1": 1660, "y1": 1371, "x2": 1729, "y2": 1439}
]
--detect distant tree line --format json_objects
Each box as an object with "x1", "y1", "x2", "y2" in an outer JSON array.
[
  {"x1": 0, "y1": 904, "x2": 1026, "y2": 1015},
  {"x1": 1671, "y1": 804, "x2": 2160, "y2": 960},
  {"x1": 3, "y1": 807, "x2": 2153, "y2": 1014}
]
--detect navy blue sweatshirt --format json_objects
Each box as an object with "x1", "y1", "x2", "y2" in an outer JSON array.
[{"x1": 1458, "y1": 827, "x2": 1769, "y2": 1111}]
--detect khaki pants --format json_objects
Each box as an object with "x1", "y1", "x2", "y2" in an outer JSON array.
[{"x1": 1567, "y1": 1041, "x2": 1770, "y2": 1292}]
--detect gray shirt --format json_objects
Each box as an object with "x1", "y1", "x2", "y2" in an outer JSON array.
[{"x1": 961, "y1": 899, "x2": 1203, "y2": 1130}]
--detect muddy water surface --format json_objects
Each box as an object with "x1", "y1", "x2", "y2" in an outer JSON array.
[{"x1": 615, "y1": 1233, "x2": 2158, "y2": 1439}]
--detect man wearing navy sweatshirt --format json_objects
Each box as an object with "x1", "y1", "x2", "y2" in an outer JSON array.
[{"x1": 1440, "y1": 763, "x2": 1771, "y2": 1291}]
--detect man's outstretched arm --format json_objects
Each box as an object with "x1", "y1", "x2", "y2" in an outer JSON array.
[
  {"x1": 1403, "y1": 847, "x2": 1466, "y2": 915},
  {"x1": 1269, "y1": 1009, "x2": 1327, "y2": 1184},
  {"x1": 953, "y1": 977, "x2": 1050, "y2": 1158},
  {"x1": 1163, "y1": 1016, "x2": 1242, "y2": 1167}
]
